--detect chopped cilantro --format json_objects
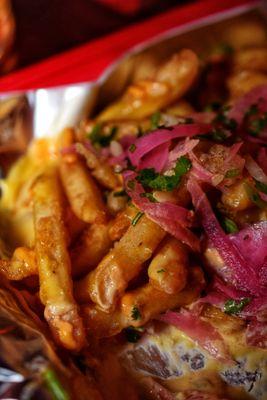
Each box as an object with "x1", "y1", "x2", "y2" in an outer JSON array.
[
  {"x1": 114, "y1": 189, "x2": 127, "y2": 197},
  {"x1": 255, "y1": 179, "x2": 267, "y2": 194},
  {"x1": 127, "y1": 180, "x2": 136, "y2": 190},
  {"x1": 88, "y1": 124, "x2": 117, "y2": 147},
  {"x1": 248, "y1": 114, "x2": 267, "y2": 137},
  {"x1": 129, "y1": 143, "x2": 136, "y2": 153},
  {"x1": 213, "y1": 111, "x2": 237, "y2": 132},
  {"x1": 136, "y1": 168, "x2": 158, "y2": 187},
  {"x1": 125, "y1": 326, "x2": 143, "y2": 343},
  {"x1": 131, "y1": 306, "x2": 141, "y2": 320},
  {"x1": 224, "y1": 298, "x2": 251, "y2": 315},
  {"x1": 136, "y1": 156, "x2": 191, "y2": 192},
  {"x1": 222, "y1": 217, "x2": 238, "y2": 233},
  {"x1": 211, "y1": 128, "x2": 228, "y2": 142},
  {"x1": 147, "y1": 173, "x2": 181, "y2": 192},
  {"x1": 244, "y1": 103, "x2": 267, "y2": 137},
  {"x1": 225, "y1": 169, "x2": 240, "y2": 179},
  {"x1": 245, "y1": 104, "x2": 259, "y2": 117},
  {"x1": 150, "y1": 112, "x2": 161, "y2": 130},
  {"x1": 137, "y1": 126, "x2": 144, "y2": 137},
  {"x1": 42, "y1": 368, "x2": 69, "y2": 400},
  {"x1": 184, "y1": 117, "x2": 194, "y2": 124},
  {"x1": 175, "y1": 155, "x2": 192, "y2": 175},
  {"x1": 157, "y1": 269, "x2": 166, "y2": 273},
  {"x1": 140, "y1": 192, "x2": 158, "y2": 203},
  {"x1": 132, "y1": 212, "x2": 144, "y2": 226},
  {"x1": 204, "y1": 101, "x2": 222, "y2": 112},
  {"x1": 212, "y1": 43, "x2": 233, "y2": 57},
  {"x1": 244, "y1": 182, "x2": 267, "y2": 209}
]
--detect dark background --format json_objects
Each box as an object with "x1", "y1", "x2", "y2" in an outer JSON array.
[{"x1": 11, "y1": 0, "x2": 190, "y2": 70}]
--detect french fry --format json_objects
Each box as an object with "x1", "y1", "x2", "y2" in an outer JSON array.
[
  {"x1": 74, "y1": 214, "x2": 166, "y2": 309},
  {"x1": 97, "y1": 49, "x2": 199, "y2": 121},
  {"x1": 0, "y1": 247, "x2": 37, "y2": 280},
  {"x1": 59, "y1": 158, "x2": 106, "y2": 224},
  {"x1": 82, "y1": 266, "x2": 204, "y2": 338},
  {"x1": 107, "y1": 189, "x2": 129, "y2": 215},
  {"x1": 70, "y1": 223, "x2": 112, "y2": 278},
  {"x1": 108, "y1": 204, "x2": 138, "y2": 241},
  {"x1": 147, "y1": 237, "x2": 188, "y2": 294},
  {"x1": 33, "y1": 166, "x2": 86, "y2": 351},
  {"x1": 233, "y1": 47, "x2": 267, "y2": 73},
  {"x1": 81, "y1": 305, "x2": 124, "y2": 339},
  {"x1": 64, "y1": 206, "x2": 86, "y2": 244},
  {"x1": 121, "y1": 265, "x2": 204, "y2": 328},
  {"x1": 227, "y1": 70, "x2": 267, "y2": 99},
  {"x1": 75, "y1": 142, "x2": 121, "y2": 190}
]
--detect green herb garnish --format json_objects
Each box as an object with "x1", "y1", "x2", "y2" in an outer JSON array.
[
  {"x1": 129, "y1": 143, "x2": 136, "y2": 153},
  {"x1": 132, "y1": 212, "x2": 144, "y2": 226},
  {"x1": 204, "y1": 101, "x2": 222, "y2": 112},
  {"x1": 255, "y1": 179, "x2": 267, "y2": 194},
  {"x1": 222, "y1": 217, "x2": 238, "y2": 233},
  {"x1": 249, "y1": 115, "x2": 267, "y2": 137},
  {"x1": 42, "y1": 368, "x2": 69, "y2": 400},
  {"x1": 136, "y1": 156, "x2": 191, "y2": 192},
  {"x1": 211, "y1": 129, "x2": 228, "y2": 142},
  {"x1": 245, "y1": 104, "x2": 259, "y2": 118},
  {"x1": 114, "y1": 189, "x2": 127, "y2": 197},
  {"x1": 150, "y1": 112, "x2": 162, "y2": 130},
  {"x1": 127, "y1": 180, "x2": 136, "y2": 190},
  {"x1": 140, "y1": 192, "x2": 158, "y2": 202},
  {"x1": 244, "y1": 182, "x2": 267, "y2": 209},
  {"x1": 157, "y1": 269, "x2": 166, "y2": 273},
  {"x1": 245, "y1": 104, "x2": 267, "y2": 137},
  {"x1": 88, "y1": 124, "x2": 117, "y2": 147},
  {"x1": 224, "y1": 298, "x2": 251, "y2": 315},
  {"x1": 131, "y1": 306, "x2": 141, "y2": 320},
  {"x1": 212, "y1": 43, "x2": 233, "y2": 57},
  {"x1": 213, "y1": 110, "x2": 237, "y2": 132},
  {"x1": 225, "y1": 169, "x2": 240, "y2": 179},
  {"x1": 125, "y1": 326, "x2": 143, "y2": 343}
]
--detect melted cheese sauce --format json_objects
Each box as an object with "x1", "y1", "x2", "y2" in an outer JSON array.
[
  {"x1": 122, "y1": 323, "x2": 267, "y2": 399},
  {"x1": 0, "y1": 138, "x2": 58, "y2": 249}
]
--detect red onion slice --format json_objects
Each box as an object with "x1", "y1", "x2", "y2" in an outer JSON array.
[
  {"x1": 159, "y1": 310, "x2": 232, "y2": 363},
  {"x1": 187, "y1": 178, "x2": 262, "y2": 295}
]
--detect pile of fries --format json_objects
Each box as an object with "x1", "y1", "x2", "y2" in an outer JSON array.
[{"x1": 0, "y1": 18, "x2": 266, "y2": 381}]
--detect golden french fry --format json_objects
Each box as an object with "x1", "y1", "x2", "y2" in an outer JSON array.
[
  {"x1": 107, "y1": 189, "x2": 129, "y2": 215},
  {"x1": 75, "y1": 143, "x2": 120, "y2": 190},
  {"x1": 74, "y1": 214, "x2": 166, "y2": 309},
  {"x1": 82, "y1": 266, "x2": 204, "y2": 338},
  {"x1": 233, "y1": 47, "x2": 267, "y2": 73},
  {"x1": 59, "y1": 158, "x2": 106, "y2": 224},
  {"x1": 0, "y1": 247, "x2": 37, "y2": 280},
  {"x1": 57, "y1": 127, "x2": 75, "y2": 149},
  {"x1": 108, "y1": 204, "x2": 138, "y2": 241},
  {"x1": 33, "y1": 166, "x2": 86, "y2": 351},
  {"x1": 147, "y1": 237, "x2": 188, "y2": 294},
  {"x1": 64, "y1": 206, "x2": 86, "y2": 244},
  {"x1": 81, "y1": 305, "x2": 124, "y2": 339},
  {"x1": 97, "y1": 49, "x2": 199, "y2": 121},
  {"x1": 221, "y1": 179, "x2": 253, "y2": 211},
  {"x1": 227, "y1": 70, "x2": 267, "y2": 99},
  {"x1": 165, "y1": 100, "x2": 194, "y2": 117},
  {"x1": 120, "y1": 265, "x2": 204, "y2": 328},
  {"x1": 223, "y1": 21, "x2": 267, "y2": 49},
  {"x1": 70, "y1": 223, "x2": 112, "y2": 278}
]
